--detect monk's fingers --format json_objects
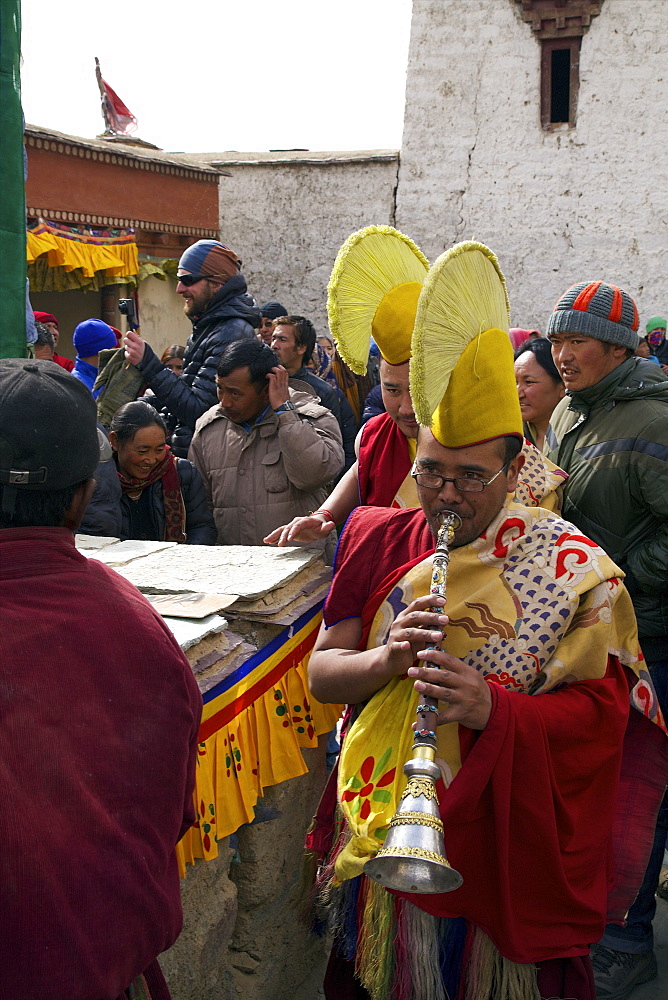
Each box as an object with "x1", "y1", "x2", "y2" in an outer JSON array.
[
  {"x1": 271, "y1": 524, "x2": 295, "y2": 547},
  {"x1": 388, "y1": 640, "x2": 412, "y2": 653},
  {"x1": 408, "y1": 662, "x2": 461, "y2": 698},
  {"x1": 265, "y1": 517, "x2": 322, "y2": 546},
  {"x1": 407, "y1": 595, "x2": 446, "y2": 613},
  {"x1": 395, "y1": 610, "x2": 449, "y2": 635},
  {"x1": 287, "y1": 516, "x2": 334, "y2": 543},
  {"x1": 409, "y1": 662, "x2": 492, "y2": 731},
  {"x1": 397, "y1": 627, "x2": 445, "y2": 646},
  {"x1": 415, "y1": 648, "x2": 466, "y2": 672},
  {"x1": 263, "y1": 524, "x2": 286, "y2": 544},
  {"x1": 414, "y1": 680, "x2": 458, "y2": 705}
]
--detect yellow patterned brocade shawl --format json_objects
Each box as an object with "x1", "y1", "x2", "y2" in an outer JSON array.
[{"x1": 336, "y1": 503, "x2": 661, "y2": 881}]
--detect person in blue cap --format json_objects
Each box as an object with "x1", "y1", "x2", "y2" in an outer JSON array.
[
  {"x1": 124, "y1": 239, "x2": 260, "y2": 457},
  {"x1": 257, "y1": 300, "x2": 288, "y2": 344},
  {"x1": 72, "y1": 318, "x2": 117, "y2": 397}
]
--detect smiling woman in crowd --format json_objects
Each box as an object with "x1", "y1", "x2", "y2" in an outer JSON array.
[
  {"x1": 105, "y1": 401, "x2": 216, "y2": 544},
  {"x1": 514, "y1": 336, "x2": 565, "y2": 451}
]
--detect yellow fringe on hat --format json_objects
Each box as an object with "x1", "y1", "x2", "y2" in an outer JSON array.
[
  {"x1": 410, "y1": 241, "x2": 522, "y2": 447},
  {"x1": 410, "y1": 241, "x2": 510, "y2": 426},
  {"x1": 327, "y1": 226, "x2": 429, "y2": 375}
]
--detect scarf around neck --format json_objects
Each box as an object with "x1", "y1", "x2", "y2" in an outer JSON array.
[{"x1": 117, "y1": 449, "x2": 186, "y2": 542}]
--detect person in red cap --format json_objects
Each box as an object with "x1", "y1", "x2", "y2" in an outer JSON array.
[
  {"x1": 33, "y1": 311, "x2": 74, "y2": 371},
  {"x1": 547, "y1": 280, "x2": 668, "y2": 999}
]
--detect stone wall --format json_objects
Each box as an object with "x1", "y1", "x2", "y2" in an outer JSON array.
[
  {"x1": 160, "y1": 743, "x2": 330, "y2": 1000},
  {"x1": 209, "y1": 152, "x2": 399, "y2": 336},
  {"x1": 395, "y1": 0, "x2": 668, "y2": 330}
]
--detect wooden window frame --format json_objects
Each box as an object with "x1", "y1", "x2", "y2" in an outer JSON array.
[{"x1": 540, "y1": 36, "x2": 581, "y2": 129}]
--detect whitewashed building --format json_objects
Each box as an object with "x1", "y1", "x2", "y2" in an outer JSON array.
[
  {"x1": 207, "y1": 0, "x2": 667, "y2": 334},
  {"x1": 396, "y1": 0, "x2": 668, "y2": 329}
]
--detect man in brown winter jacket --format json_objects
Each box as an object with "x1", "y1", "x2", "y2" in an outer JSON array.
[{"x1": 188, "y1": 339, "x2": 343, "y2": 557}]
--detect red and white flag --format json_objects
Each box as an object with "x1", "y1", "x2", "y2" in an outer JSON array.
[
  {"x1": 101, "y1": 78, "x2": 138, "y2": 134},
  {"x1": 95, "y1": 59, "x2": 138, "y2": 135}
]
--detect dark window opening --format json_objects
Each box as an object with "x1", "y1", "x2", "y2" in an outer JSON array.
[{"x1": 551, "y1": 49, "x2": 571, "y2": 123}]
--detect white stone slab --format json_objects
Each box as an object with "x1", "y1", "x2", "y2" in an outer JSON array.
[
  {"x1": 83, "y1": 539, "x2": 178, "y2": 566},
  {"x1": 145, "y1": 592, "x2": 239, "y2": 618},
  {"x1": 75, "y1": 533, "x2": 119, "y2": 550},
  {"x1": 116, "y1": 544, "x2": 322, "y2": 600},
  {"x1": 163, "y1": 613, "x2": 229, "y2": 651}
]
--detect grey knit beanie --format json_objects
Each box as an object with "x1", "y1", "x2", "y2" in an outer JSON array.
[{"x1": 546, "y1": 281, "x2": 639, "y2": 350}]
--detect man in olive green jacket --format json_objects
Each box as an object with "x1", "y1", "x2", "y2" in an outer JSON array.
[{"x1": 546, "y1": 280, "x2": 668, "y2": 1000}]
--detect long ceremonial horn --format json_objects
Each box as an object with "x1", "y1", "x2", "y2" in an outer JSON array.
[{"x1": 364, "y1": 512, "x2": 463, "y2": 894}]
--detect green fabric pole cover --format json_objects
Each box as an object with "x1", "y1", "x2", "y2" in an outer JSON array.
[{"x1": 0, "y1": 1, "x2": 27, "y2": 358}]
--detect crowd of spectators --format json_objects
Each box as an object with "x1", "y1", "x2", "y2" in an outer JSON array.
[{"x1": 9, "y1": 235, "x2": 668, "y2": 1000}]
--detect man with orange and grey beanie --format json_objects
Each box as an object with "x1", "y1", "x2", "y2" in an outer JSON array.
[
  {"x1": 546, "y1": 280, "x2": 668, "y2": 1000},
  {"x1": 124, "y1": 239, "x2": 260, "y2": 456}
]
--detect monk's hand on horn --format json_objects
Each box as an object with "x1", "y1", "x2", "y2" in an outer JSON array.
[
  {"x1": 408, "y1": 650, "x2": 492, "y2": 731},
  {"x1": 384, "y1": 595, "x2": 449, "y2": 678}
]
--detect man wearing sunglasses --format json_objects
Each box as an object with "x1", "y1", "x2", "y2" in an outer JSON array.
[{"x1": 124, "y1": 239, "x2": 260, "y2": 457}]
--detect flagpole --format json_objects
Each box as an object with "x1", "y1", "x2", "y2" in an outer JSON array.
[{"x1": 95, "y1": 57, "x2": 113, "y2": 135}]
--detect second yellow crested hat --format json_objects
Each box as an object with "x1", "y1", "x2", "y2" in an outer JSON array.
[
  {"x1": 410, "y1": 241, "x2": 522, "y2": 448},
  {"x1": 327, "y1": 226, "x2": 429, "y2": 375}
]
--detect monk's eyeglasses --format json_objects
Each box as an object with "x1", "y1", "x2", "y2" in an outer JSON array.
[{"x1": 411, "y1": 461, "x2": 510, "y2": 493}]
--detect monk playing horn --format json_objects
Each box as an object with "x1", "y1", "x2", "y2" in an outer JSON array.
[{"x1": 306, "y1": 243, "x2": 668, "y2": 1000}]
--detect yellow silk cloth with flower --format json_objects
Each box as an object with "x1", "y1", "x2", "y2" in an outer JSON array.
[{"x1": 336, "y1": 503, "x2": 660, "y2": 882}]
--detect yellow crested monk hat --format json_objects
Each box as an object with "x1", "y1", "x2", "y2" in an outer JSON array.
[
  {"x1": 326, "y1": 225, "x2": 429, "y2": 375},
  {"x1": 410, "y1": 241, "x2": 523, "y2": 448}
]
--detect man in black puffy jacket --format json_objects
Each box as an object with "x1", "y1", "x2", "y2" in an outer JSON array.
[{"x1": 124, "y1": 240, "x2": 260, "y2": 456}]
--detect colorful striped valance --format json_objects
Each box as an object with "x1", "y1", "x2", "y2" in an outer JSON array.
[{"x1": 176, "y1": 604, "x2": 342, "y2": 874}]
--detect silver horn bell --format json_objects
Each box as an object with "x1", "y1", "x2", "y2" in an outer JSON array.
[{"x1": 364, "y1": 750, "x2": 462, "y2": 894}]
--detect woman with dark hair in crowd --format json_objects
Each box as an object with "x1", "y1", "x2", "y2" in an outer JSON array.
[
  {"x1": 101, "y1": 401, "x2": 216, "y2": 544},
  {"x1": 161, "y1": 344, "x2": 186, "y2": 375},
  {"x1": 514, "y1": 337, "x2": 565, "y2": 451}
]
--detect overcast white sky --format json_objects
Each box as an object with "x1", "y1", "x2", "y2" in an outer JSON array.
[{"x1": 21, "y1": 0, "x2": 413, "y2": 154}]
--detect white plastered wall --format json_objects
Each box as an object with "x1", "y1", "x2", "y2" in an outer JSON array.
[
  {"x1": 138, "y1": 275, "x2": 193, "y2": 360},
  {"x1": 216, "y1": 158, "x2": 399, "y2": 336}
]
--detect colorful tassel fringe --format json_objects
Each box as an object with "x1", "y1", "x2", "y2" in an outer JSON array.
[
  {"x1": 464, "y1": 927, "x2": 540, "y2": 1000},
  {"x1": 355, "y1": 880, "x2": 396, "y2": 1000}
]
